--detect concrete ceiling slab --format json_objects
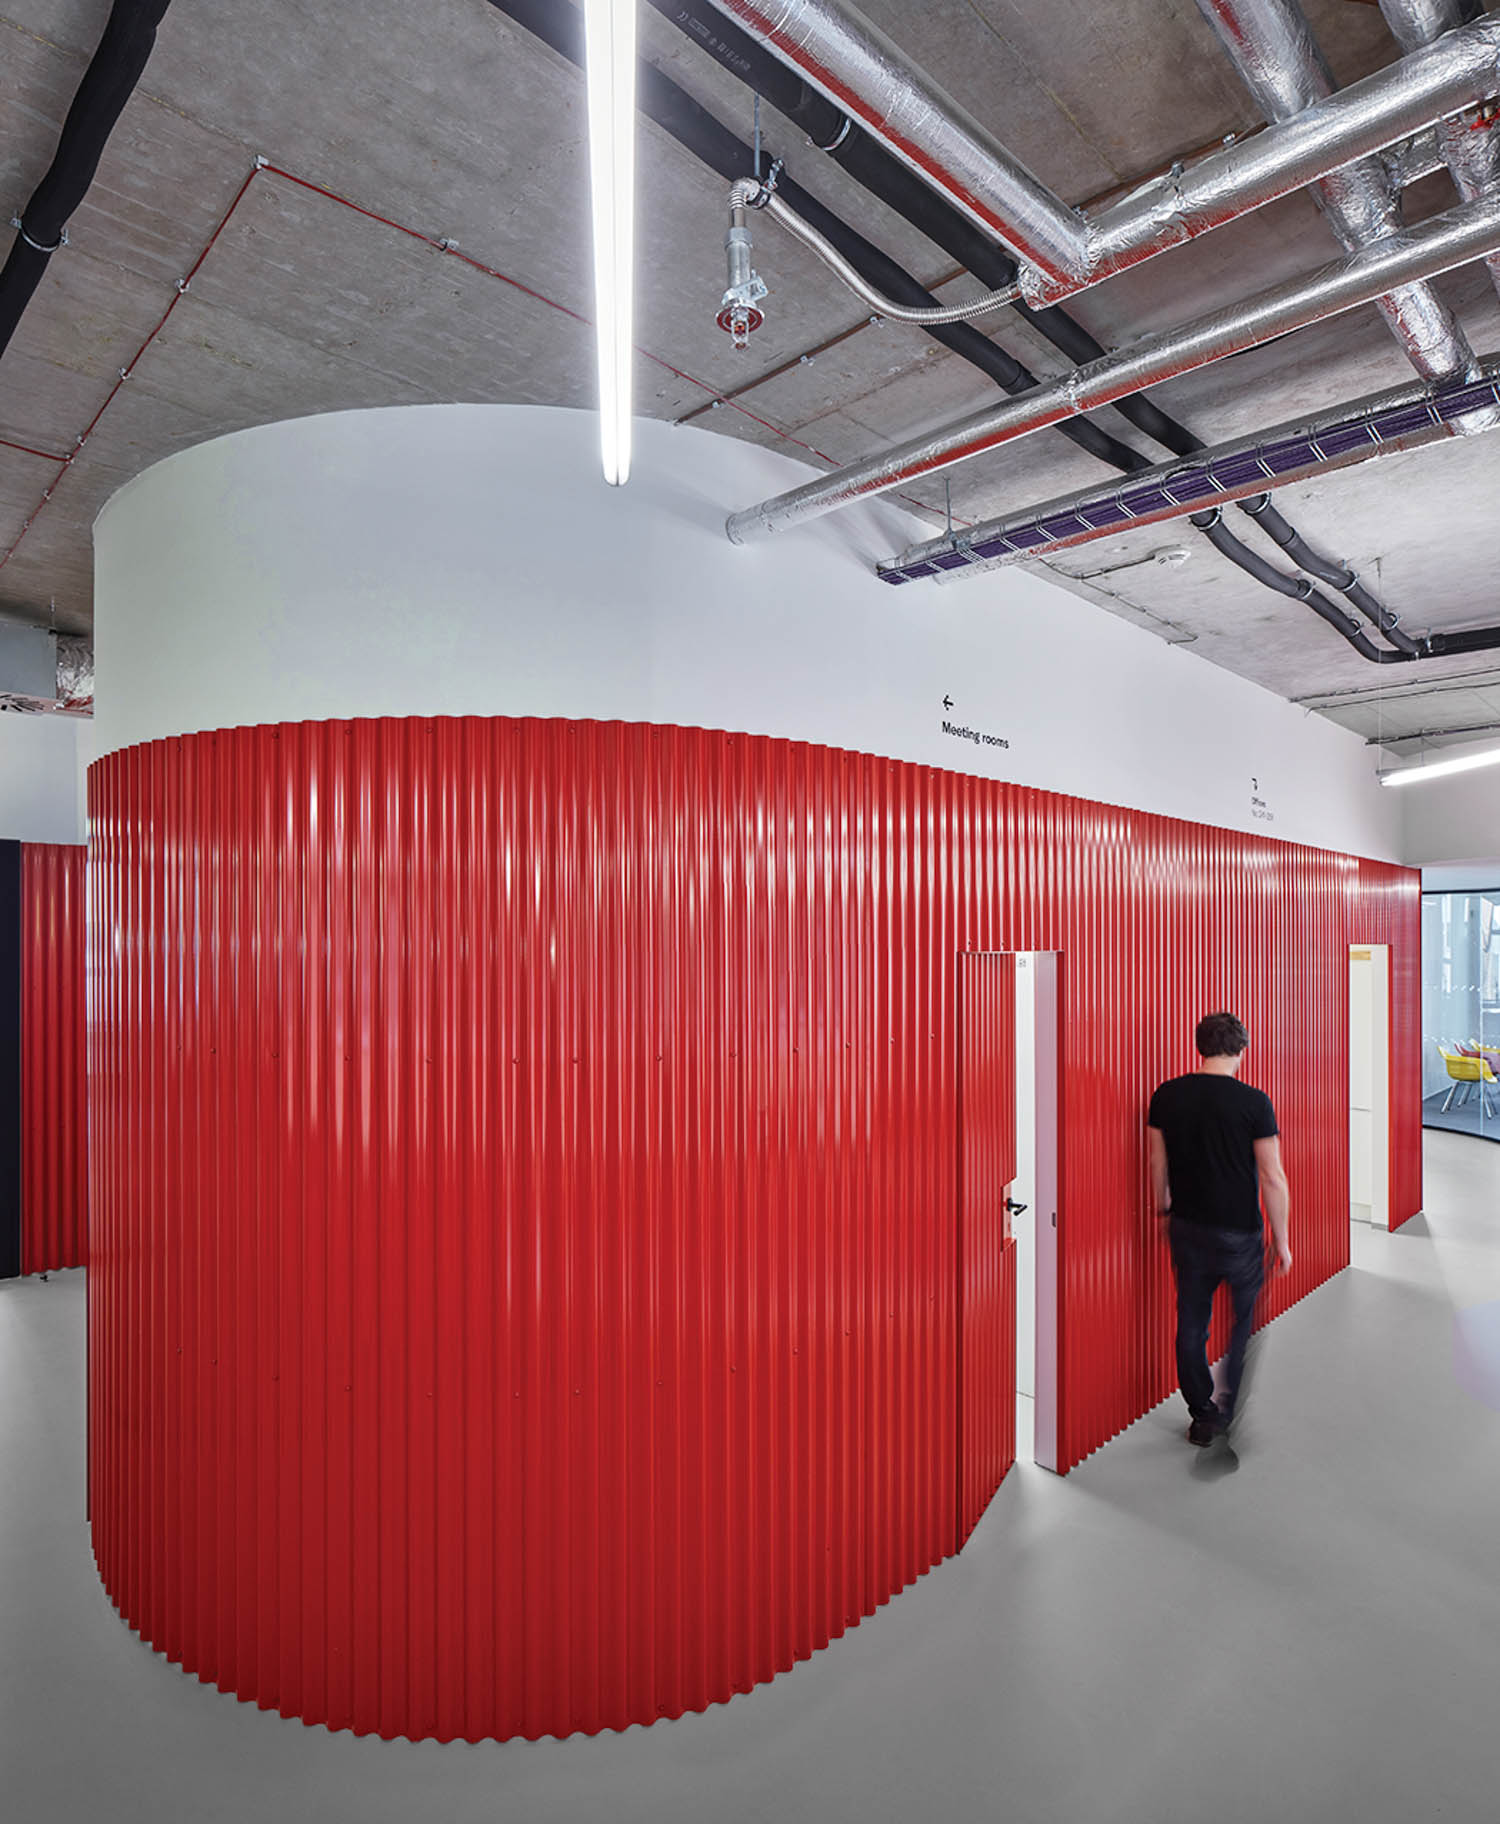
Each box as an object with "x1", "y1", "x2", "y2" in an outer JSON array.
[
  {"x1": 710, "y1": 323, "x2": 942, "y2": 446},
  {"x1": 43, "y1": 377, "x2": 226, "y2": 478},
  {"x1": 178, "y1": 178, "x2": 597, "y2": 405},
  {"x1": 0, "y1": 344, "x2": 120, "y2": 456},
  {"x1": 0, "y1": 251, "x2": 171, "y2": 435}
]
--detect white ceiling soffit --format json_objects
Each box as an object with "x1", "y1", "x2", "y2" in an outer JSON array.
[{"x1": 1422, "y1": 862, "x2": 1500, "y2": 891}]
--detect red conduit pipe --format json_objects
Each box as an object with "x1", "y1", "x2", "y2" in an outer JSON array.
[{"x1": 0, "y1": 437, "x2": 70, "y2": 463}]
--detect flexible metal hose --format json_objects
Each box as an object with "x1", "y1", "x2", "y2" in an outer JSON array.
[{"x1": 732, "y1": 181, "x2": 1021, "y2": 324}]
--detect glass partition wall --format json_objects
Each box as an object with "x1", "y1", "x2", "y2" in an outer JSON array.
[{"x1": 1422, "y1": 890, "x2": 1500, "y2": 1142}]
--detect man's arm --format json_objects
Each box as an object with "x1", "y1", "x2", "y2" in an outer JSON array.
[
  {"x1": 1147, "y1": 1126, "x2": 1171, "y2": 1242},
  {"x1": 1254, "y1": 1134, "x2": 1292, "y2": 1274}
]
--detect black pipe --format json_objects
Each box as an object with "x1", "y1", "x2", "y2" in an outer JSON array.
[
  {"x1": 0, "y1": 0, "x2": 172, "y2": 364},
  {"x1": 1191, "y1": 510, "x2": 1409, "y2": 664},
  {"x1": 1425, "y1": 623, "x2": 1500, "y2": 657},
  {"x1": 1239, "y1": 494, "x2": 1424, "y2": 655},
  {"x1": 1207, "y1": 503, "x2": 1500, "y2": 658},
  {"x1": 489, "y1": 0, "x2": 1152, "y2": 478}
]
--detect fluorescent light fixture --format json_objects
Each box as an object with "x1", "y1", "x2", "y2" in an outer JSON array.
[
  {"x1": 1379, "y1": 744, "x2": 1500, "y2": 787},
  {"x1": 584, "y1": 0, "x2": 635, "y2": 486}
]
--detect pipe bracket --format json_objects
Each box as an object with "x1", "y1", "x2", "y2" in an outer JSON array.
[{"x1": 12, "y1": 216, "x2": 66, "y2": 254}]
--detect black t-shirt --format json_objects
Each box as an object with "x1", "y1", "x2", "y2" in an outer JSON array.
[{"x1": 1147, "y1": 1073, "x2": 1279, "y2": 1233}]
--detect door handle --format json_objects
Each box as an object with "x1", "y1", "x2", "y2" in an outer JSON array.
[{"x1": 1005, "y1": 1198, "x2": 1028, "y2": 1216}]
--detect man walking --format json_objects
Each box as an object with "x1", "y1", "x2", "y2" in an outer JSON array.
[{"x1": 1148, "y1": 1012, "x2": 1292, "y2": 1445}]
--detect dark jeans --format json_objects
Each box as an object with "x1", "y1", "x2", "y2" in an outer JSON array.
[{"x1": 1169, "y1": 1217, "x2": 1265, "y2": 1425}]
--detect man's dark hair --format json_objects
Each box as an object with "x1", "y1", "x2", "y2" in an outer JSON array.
[{"x1": 1196, "y1": 1011, "x2": 1249, "y2": 1057}]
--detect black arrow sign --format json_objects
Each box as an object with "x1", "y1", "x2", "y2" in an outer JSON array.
[{"x1": 942, "y1": 695, "x2": 954, "y2": 710}]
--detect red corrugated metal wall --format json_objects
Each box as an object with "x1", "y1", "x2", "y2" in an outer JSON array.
[
  {"x1": 87, "y1": 718, "x2": 1421, "y2": 1742},
  {"x1": 21, "y1": 842, "x2": 87, "y2": 1273},
  {"x1": 957, "y1": 953, "x2": 1017, "y2": 1547}
]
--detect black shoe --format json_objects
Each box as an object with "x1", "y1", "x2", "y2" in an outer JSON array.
[{"x1": 1187, "y1": 1414, "x2": 1221, "y2": 1446}]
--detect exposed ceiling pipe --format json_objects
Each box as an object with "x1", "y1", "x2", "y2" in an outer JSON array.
[
  {"x1": 651, "y1": 0, "x2": 1422, "y2": 657},
  {"x1": 0, "y1": 0, "x2": 173, "y2": 366},
  {"x1": 742, "y1": 162, "x2": 1432, "y2": 638},
  {"x1": 744, "y1": 174, "x2": 1436, "y2": 657},
  {"x1": 725, "y1": 191, "x2": 1500, "y2": 542},
  {"x1": 1380, "y1": 0, "x2": 1500, "y2": 304},
  {"x1": 1385, "y1": 122, "x2": 1450, "y2": 187},
  {"x1": 878, "y1": 363, "x2": 1500, "y2": 577},
  {"x1": 1192, "y1": 507, "x2": 1408, "y2": 662},
  {"x1": 1371, "y1": 719, "x2": 1500, "y2": 744},
  {"x1": 698, "y1": 0, "x2": 1500, "y2": 304},
  {"x1": 1426, "y1": 620, "x2": 1500, "y2": 655},
  {"x1": 488, "y1": 0, "x2": 1153, "y2": 477},
  {"x1": 1381, "y1": 0, "x2": 1484, "y2": 44},
  {"x1": 1236, "y1": 492, "x2": 1421, "y2": 653},
  {"x1": 877, "y1": 363, "x2": 1500, "y2": 663},
  {"x1": 666, "y1": 0, "x2": 1469, "y2": 661},
  {"x1": 1195, "y1": 0, "x2": 1473, "y2": 384},
  {"x1": 1295, "y1": 664, "x2": 1500, "y2": 708}
]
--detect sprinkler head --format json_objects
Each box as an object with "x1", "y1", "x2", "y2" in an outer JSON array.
[{"x1": 716, "y1": 301, "x2": 765, "y2": 349}]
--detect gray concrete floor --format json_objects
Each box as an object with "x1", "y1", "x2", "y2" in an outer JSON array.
[{"x1": 4, "y1": 1129, "x2": 1499, "y2": 1824}]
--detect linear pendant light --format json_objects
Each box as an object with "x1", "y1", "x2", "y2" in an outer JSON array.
[
  {"x1": 1379, "y1": 744, "x2": 1500, "y2": 787},
  {"x1": 584, "y1": 0, "x2": 636, "y2": 486}
]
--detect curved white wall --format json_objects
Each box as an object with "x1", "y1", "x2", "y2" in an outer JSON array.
[{"x1": 93, "y1": 403, "x2": 1401, "y2": 858}]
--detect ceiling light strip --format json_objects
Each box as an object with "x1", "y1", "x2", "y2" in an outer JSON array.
[
  {"x1": 1379, "y1": 745, "x2": 1500, "y2": 787},
  {"x1": 585, "y1": 0, "x2": 637, "y2": 486}
]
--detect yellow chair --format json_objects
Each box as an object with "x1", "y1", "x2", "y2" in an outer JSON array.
[{"x1": 1440, "y1": 1048, "x2": 1498, "y2": 1114}]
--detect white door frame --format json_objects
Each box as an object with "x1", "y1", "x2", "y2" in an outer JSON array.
[
  {"x1": 1029, "y1": 952, "x2": 1061, "y2": 1472},
  {"x1": 1349, "y1": 944, "x2": 1391, "y2": 1231}
]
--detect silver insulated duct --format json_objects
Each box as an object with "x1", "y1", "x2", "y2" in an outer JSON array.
[
  {"x1": 1196, "y1": 0, "x2": 1473, "y2": 383},
  {"x1": 701, "y1": 0, "x2": 1500, "y2": 304},
  {"x1": 1381, "y1": 0, "x2": 1500, "y2": 305},
  {"x1": 724, "y1": 191, "x2": 1500, "y2": 541}
]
